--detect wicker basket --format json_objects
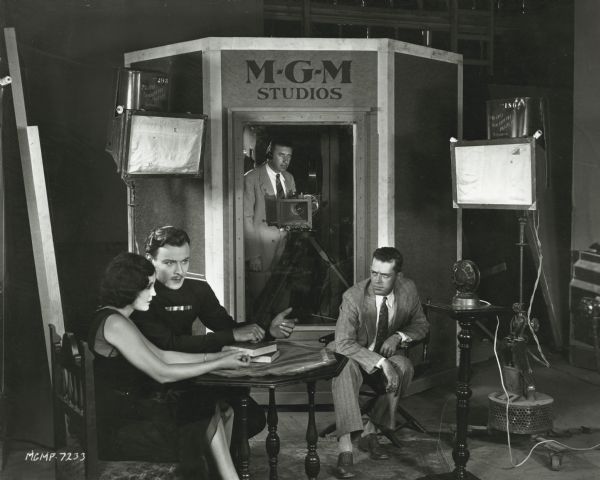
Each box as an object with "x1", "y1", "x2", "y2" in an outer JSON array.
[{"x1": 488, "y1": 391, "x2": 554, "y2": 434}]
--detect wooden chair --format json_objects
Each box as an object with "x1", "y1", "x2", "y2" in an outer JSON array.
[
  {"x1": 49, "y1": 324, "x2": 101, "y2": 479},
  {"x1": 318, "y1": 305, "x2": 432, "y2": 438},
  {"x1": 49, "y1": 325, "x2": 177, "y2": 480}
]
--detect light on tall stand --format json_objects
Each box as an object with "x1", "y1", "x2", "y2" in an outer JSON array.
[
  {"x1": 104, "y1": 68, "x2": 207, "y2": 253},
  {"x1": 450, "y1": 134, "x2": 539, "y2": 316},
  {"x1": 450, "y1": 135, "x2": 539, "y2": 312},
  {"x1": 451, "y1": 134, "x2": 554, "y2": 438}
]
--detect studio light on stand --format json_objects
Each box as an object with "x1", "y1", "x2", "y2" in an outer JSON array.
[
  {"x1": 450, "y1": 132, "x2": 554, "y2": 436},
  {"x1": 104, "y1": 68, "x2": 207, "y2": 253}
]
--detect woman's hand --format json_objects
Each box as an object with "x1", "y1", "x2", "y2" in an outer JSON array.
[
  {"x1": 212, "y1": 350, "x2": 237, "y2": 360},
  {"x1": 217, "y1": 351, "x2": 251, "y2": 369},
  {"x1": 205, "y1": 350, "x2": 244, "y2": 362}
]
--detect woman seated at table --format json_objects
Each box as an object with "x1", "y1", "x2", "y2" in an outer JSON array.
[{"x1": 88, "y1": 252, "x2": 250, "y2": 480}]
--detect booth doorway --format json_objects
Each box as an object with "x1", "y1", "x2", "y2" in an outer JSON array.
[
  {"x1": 243, "y1": 124, "x2": 353, "y2": 326},
  {"x1": 230, "y1": 108, "x2": 371, "y2": 331}
]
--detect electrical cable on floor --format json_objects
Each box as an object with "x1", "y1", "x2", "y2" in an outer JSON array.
[
  {"x1": 434, "y1": 291, "x2": 600, "y2": 473},
  {"x1": 511, "y1": 438, "x2": 600, "y2": 468},
  {"x1": 492, "y1": 310, "x2": 549, "y2": 468},
  {"x1": 526, "y1": 210, "x2": 550, "y2": 368},
  {"x1": 491, "y1": 314, "x2": 518, "y2": 466},
  {"x1": 436, "y1": 224, "x2": 598, "y2": 472},
  {"x1": 435, "y1": 396, "x2": 453, "y2": 470},
  {"x1": 494, "y1": 210, "x2": 546, "y2": 467},
  {"x1": 490, "y1": 288, "x2": 600, "y2": 469},
  {"x1": 527, "y1": 349, "x2": 547, "y2": 367}
]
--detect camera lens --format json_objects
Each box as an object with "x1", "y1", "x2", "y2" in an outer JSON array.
[{"x1": 291, "y1": 203, "x2": 307, "y2": 217}]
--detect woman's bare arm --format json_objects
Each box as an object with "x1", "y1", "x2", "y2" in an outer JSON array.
[
  {"x1": 103, "y1": 313, "x2": 248, "y2": 383},
  {"x1": 135, "y1": 332, "x2": 230, "y2": 364}
]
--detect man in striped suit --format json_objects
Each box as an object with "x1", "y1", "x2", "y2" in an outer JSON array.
[{"x1": 331, "y1": 247, "x2": 429, "y2": 478}]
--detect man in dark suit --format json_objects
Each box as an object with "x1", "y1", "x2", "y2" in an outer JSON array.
[
  {"x1": 330, "y1": 247, "x2": 429, "y2": 479},
  {"x1": 132, "y1": 226, "x2": 296, "y2": 453},
  {"x1": 243, "y1": 138, "x2": 296, "y2": 309}
]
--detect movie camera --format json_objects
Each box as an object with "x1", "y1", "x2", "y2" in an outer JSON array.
[{"x1": 265, "y1": 194, "x2": 320, "y2": 230}]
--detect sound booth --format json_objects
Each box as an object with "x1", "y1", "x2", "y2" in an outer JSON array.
[{"x1": 111, "y1": 37, "x2": 462, "y2": 402}]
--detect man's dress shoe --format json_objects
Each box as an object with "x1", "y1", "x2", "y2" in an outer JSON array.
[
  {"x1": 358, "y1": 434, "x2": 389, "y2": 460},
  {"x1": 333, "y1": 451, "x2": 355, "y2": 479}
]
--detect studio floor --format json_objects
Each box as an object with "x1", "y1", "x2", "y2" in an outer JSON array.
[{"x1": 3, "y1": 349, "x2": 600, "y2": 480}]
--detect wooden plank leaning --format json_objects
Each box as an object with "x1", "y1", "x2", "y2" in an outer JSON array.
[{"x1": 4, "y1": 27, "x2": 65, "y2": 380}]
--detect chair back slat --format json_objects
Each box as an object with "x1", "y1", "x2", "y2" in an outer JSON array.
[
  {"x1": 49, "y1": 324, "x2": 101, "y2": 479},
  {"x1": 50, "y1": 325, "x2": 67, "y2": 449},
  {"x1": 81, "y1": 340, "x2": 100, "y2": 479}
]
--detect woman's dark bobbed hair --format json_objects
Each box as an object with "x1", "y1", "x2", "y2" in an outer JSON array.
[{"x1": 99, "y1": 252, "x2": 155, "y2": 308}]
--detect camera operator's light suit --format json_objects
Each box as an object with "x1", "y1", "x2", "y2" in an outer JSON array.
[{"x1": 243, "y1": 163, "x2": 296, "y2": 307}]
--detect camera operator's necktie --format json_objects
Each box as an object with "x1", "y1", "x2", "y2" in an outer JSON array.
[
  {"x1": 374, "y1": 297, "x2": 389, "y2": 353},
  {"x1": 275, "y1": 173, "x2": 285, "y2": 199}
]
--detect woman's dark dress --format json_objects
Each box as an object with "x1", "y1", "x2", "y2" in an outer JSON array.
[{"x1": 88, "y1": 307, "x2": 229, "y2": 478}]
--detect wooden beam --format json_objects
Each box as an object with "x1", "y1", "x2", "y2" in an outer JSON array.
[
  {"x1": 264, "y1": 1, "x2": 511, "y2": 34},
  {"x1": 3, "y1": 29, "x2": 27, "y2": 127},
  {"x1": 377, "y1": 46, "x2": 395, "y2": 248},
  {"x1": 488, "y1": 0, "x2": 495, "y2": 76},
  {"x1": 450, "y1": 0, "x2": 458, "y2": 52},
  {"x1": 302, "y1": 0, "x2": 311, "y2": 37},
  {"x1": 4, "y1": 28, "x2": 65, "y2": 380},
  {"x1": 202, "y1": 49, "x2": 228, "y2": 309}
]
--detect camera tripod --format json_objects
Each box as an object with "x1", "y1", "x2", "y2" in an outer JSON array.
[{"x1": 251, "y1": 230, "x2": 350, "y2": 324}]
